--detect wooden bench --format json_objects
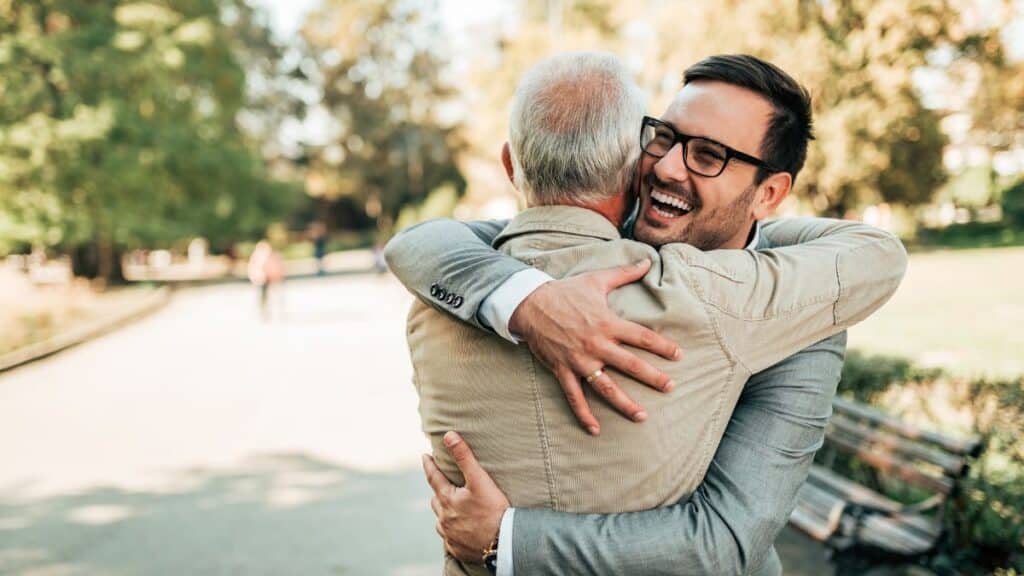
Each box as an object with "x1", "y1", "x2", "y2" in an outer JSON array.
[{"x1": 789, "y1": 396, "x2": 984, "y2": 574}]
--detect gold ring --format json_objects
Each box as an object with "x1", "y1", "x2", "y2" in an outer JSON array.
[{"x1": 584, "y1": 368, "x2": 604, "y2": 384}]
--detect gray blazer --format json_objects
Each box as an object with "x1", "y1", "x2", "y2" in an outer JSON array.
[{"x1": 385, "y1": 218, "x2": 854, "y2": 575}]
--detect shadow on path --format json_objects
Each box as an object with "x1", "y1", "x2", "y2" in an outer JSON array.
[
  {"x1": 0, "y1": 452, "x2": 836, "y2": 576},
  {"x1": 0, "y1": 454, "x2": 441, "y2": 576}
]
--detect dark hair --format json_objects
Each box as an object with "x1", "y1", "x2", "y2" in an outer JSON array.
[{"x1": 683, "y1": 54, "x2": 814, "y2": 184}]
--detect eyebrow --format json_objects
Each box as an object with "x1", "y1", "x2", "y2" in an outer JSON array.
[{"x1": 658, "y1": 117, "x2": 760, "y2": 159}]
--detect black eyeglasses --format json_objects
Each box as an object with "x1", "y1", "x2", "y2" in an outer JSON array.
[{"x1": 640, "y1": 116, "x2": 780, "y2": 178}]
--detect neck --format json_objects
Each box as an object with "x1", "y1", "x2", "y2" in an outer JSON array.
[{"x1": 719, "y1": 220, "x2": 758, "y2": 249}]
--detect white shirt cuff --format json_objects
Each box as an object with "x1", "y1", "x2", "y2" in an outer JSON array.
[
  {"x1": 477, "y1": 269, "x2": 553, "y2": 343},
  {"x1": 496, "y1": 507, "x2": 515, "y2": 576}
]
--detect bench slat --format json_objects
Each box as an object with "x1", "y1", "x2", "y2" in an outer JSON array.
[
  {"x1": 833, "y1": 397, "x2": 982, "y2": 457},
  {"x1": 855, "y1": 513, "x2": 942, "y2": 556},
  {"x1": 807, "y1": 465, "x2": 902, "y2": 514},
  {"x1": 791, "y1": 506, "x2": 836, "y2": 542},
  {"x1": 799, "y1": 466, "x2": 943, "y2": 555},
  {"x1": 826, "y1": 430, "x2": 955, "y2": 495},
  {"x1": 791, "y1": 481, "x2": 847, "y2": 541},
  {"x1": 791, "y1": 489, "x2": 845, "y2": 543},
  {"x1": 829, "y1": 414, "x2": 967, "y2": 477},
  {"x1": 806, "y1": 466, "x2": 941, "y2": 535}
]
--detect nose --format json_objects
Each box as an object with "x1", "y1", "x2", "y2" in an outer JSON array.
[{"x1": 653, "y1": 142, "x2": 691, "y2": 186}]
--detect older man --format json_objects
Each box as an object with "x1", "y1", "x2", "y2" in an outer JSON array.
[{"x1": 393, "y1": 52, "x2": 906, "y2": 575}]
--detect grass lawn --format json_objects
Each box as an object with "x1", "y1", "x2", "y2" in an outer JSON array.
[
  {"x1": 847, "y1": 245, "x2": 1024, "y2": 379},
  {"x1": 0, "y1": 272, "x2": 159, "y2": 356}
]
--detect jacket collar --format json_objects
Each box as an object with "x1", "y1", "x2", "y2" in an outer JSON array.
[
  {"x1": 494, "y1": 205, "x2": 621, "y2": 248},
  {"x1": 494, "y1": 204, "x2": 763, "y2": 250},
  {"x1": 749, "y1": 221, "x2": 763, "y2": 250}
]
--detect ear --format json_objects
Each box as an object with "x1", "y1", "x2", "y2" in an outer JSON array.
[
  {"x1": 501, "y1": 142, "x2": 515, "y2": 185},
  {"x1": 752, "y1": 171, "x2": 792, "y2": 220}
]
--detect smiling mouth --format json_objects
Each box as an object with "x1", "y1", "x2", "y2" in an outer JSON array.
[{"x1": 649, "y1": 190, "x2": 694, "y2": 219}]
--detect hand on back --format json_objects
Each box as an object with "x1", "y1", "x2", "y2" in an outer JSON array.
[
  {"x1": 509, "y1": 258, "x2": 681, "y2": 435},
  {"x1": 423, "y1": 432, "x2": 509, "y2": 564}
]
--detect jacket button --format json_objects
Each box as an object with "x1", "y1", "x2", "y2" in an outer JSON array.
[
  {"x1": 446, "y1": 293, "x2": 457, "y2": 305},
  {"x1": 437, "y1": 288, "x2": 448, "y2": 301},
  {"x1": 430, "y1": 283, "x2": 439, "y2": 298},
  {"x1": 453, "y1": 296, "x2": 464, "y2": 309}
]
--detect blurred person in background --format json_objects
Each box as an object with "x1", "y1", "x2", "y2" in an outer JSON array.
[
  {"x1": 311, "y1": 221, "x2": 328, "y2": 276},
  {"x1": 247, "y1": 239, "x2": 284, "y2": 321}
]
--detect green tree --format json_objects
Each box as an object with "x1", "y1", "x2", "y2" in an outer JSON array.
[
  {"x1": 441, "y1": 0, "x2": 638, "y2": 212},
  {"x1": 0, "y1": 0, "x2": 298, "y2": 281},
  {"x1": 966, "y1": 9, "x2": 1024, "y2": 153},
  {"x1": 300, "y1": 0, "x2": 465, "y2": 234}
]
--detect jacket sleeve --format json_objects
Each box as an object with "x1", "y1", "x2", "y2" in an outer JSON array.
[
  {"x1": 509, "y1": 332, "x2": 847, "y2": 575},
  {"x1": 383, "y1": 218, "x2": 522, "y2": 331},
  {"x1": 662, "y1": 217, "x2": 906, "y2": 374}
]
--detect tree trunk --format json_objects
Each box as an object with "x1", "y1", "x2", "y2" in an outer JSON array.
[
  {"x1": 70, "y1": 242, "x2": 99, "y2": 279},
  {"x1": 70, "y1": 240, "x2": 125, "y2": 285},
  {"x1": 97, "y1": 238, "x2": 126, "y2": 285}
]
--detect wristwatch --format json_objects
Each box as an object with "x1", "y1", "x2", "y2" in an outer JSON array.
[{"x1": 482, "y1": 533, "x2": 500, "y2": 575}]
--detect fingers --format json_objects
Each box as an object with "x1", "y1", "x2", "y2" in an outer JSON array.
[
  {"x1": 593, "y1": 259, "x2": 651, "y2": 292},
  {"x1": 443, "y1": 539, "x2": 462, "y2": 561},
  {"x1": 555, "y1": 366, "x2": 601, "y2": 436},
  {"x1": 422, "y1": 453, "x2": 453, "y2": 498},
  {"x1": 430, "y1": 495, "x2": 442, "y2": 518},
  {"x1": 599, "y1": 337, "x2": 675, "y2": 392},
  {"x1": 614, "y1": 319, "x2": 681, "y2": 361},
  {"x1": 443, "y1": 431, "x2": 492, "y2": 489},
  {"x1": 585, "y1": 367, "x2": 647, "y2": 422}
]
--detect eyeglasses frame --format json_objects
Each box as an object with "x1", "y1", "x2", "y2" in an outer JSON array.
[{"x1": 640, "y1": 115, "x2": 781, "y2": 178}]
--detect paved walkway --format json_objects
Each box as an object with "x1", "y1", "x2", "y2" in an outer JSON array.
[{"x1": 0, "y1": 274, "x2": 829, "y2": 575}]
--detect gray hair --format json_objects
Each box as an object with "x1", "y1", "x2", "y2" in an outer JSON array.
[{"x1": 509, "y1": 52, "x2": 647, "y2": 206}]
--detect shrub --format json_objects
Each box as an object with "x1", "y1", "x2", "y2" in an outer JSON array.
[
  {"x1": 951, "y1": 379, "x2": 1024, "y2": 572},
  {"x1": 839, "y1": 350, "x2": 940, "y2": 402},
  {"x1": 913, "y1": 220, "x2": 1024, "y2": 250},
  {"x1": 1002, "y1": 179, "x2": 1024, "y2": 228}
]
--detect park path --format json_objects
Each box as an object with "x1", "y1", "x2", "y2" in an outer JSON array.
[{"x1": 0, "y1": 274, "x2": 828, "y2": 575}]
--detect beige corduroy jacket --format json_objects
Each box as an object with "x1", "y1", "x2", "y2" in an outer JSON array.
[{"x1": 406, "y1": 206, "x2": 907, "y2": 576}]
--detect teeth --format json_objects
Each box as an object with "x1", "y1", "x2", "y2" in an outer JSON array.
[{"x1": 651, "y1": 190, "x2": 692, "y2": 212}]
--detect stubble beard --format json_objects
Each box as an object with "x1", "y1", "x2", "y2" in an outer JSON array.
[
  {"x1": 685, "y1": 183, "x2": 758, "y2": 250},
  {"x1": 637, "y1": 181, "x2": 758, "y2": 250}
]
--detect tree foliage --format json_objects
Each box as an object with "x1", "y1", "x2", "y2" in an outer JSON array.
[
  {"x1": 299, "y1": 0, "x2": 465, "y2": 232},
  {"x1": 2, "y1": 0, "x2": 1016, "y2": 274},
  {"x1": 971, "y1": 57, "x2": 1024, "y2": 150},
  {"x1": 0, "y1": 0, "x2": 299, "y2": 278}
]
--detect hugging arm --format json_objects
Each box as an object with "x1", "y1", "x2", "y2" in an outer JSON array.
[
  {"x1": 383, "y1": 218, "x2": 521, "y2": 331},
  {"x1": 384, "y1": 218, "x2": 680, "y2": 431},
  {"x1": 670, "y1": 217, "x2": 907, "y2": 373},
  {"x1": 508, "y1": 332, "x2": 846, "y2": 575}
]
